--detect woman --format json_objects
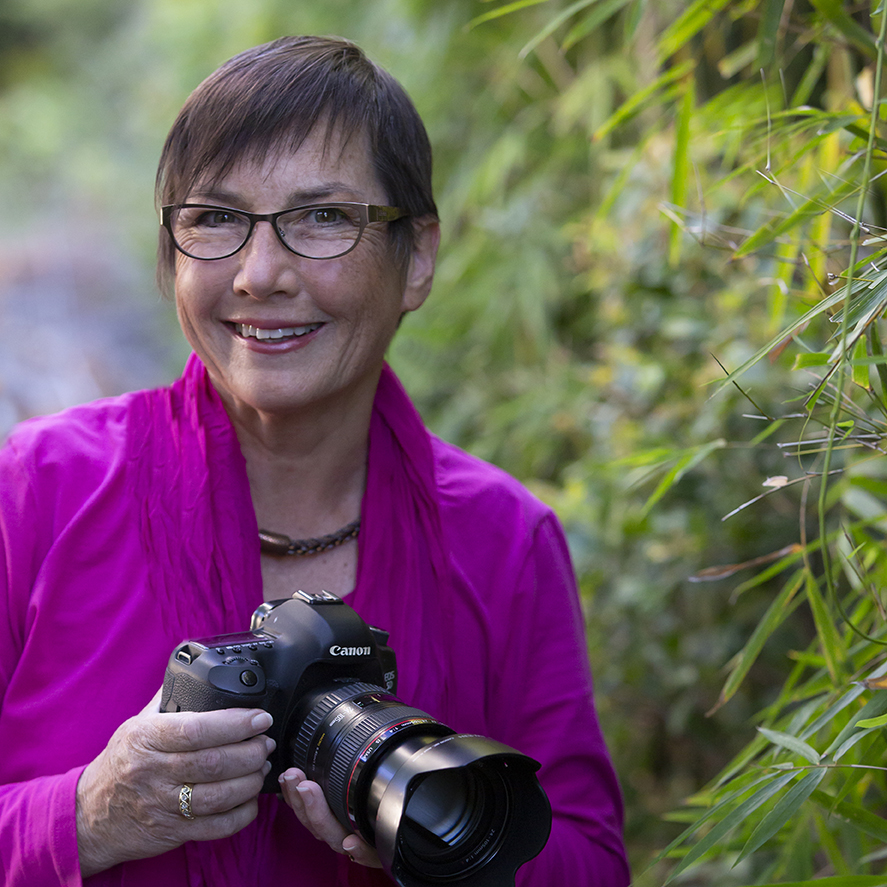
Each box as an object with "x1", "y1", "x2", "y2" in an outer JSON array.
[{"x1": 0, "y1": 36, "x2": 629, "y2": 887}]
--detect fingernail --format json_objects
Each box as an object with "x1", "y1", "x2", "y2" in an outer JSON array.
[
  {"x1": 262, "y1": 761, "x2": 272, "y2": 776},
  {"x1": 264, "y1": 736, "x2": 277, "y2": 754},
  {"x1": 252, "y1": 711, "x2": 273, "y2": 731},
  {"x1": 343, "y1": 837, "x2": 359, "y2": 853}
]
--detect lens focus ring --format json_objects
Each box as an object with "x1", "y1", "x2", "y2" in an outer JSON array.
[
  {"x1": 291, "y1": 681, "x2": 386, "y2": 770},
  {"x1": 291, "y1": 682, "x2": 448, "y2": 832}
]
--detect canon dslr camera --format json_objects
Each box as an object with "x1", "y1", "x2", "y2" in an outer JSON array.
[{"x1": 161, "y1": 590, "x2": 551, "y2": 887}]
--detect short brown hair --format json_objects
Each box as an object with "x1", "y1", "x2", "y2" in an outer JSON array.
[{"x1": 155, "y1": 35, "x2": 437, "y2": 295}]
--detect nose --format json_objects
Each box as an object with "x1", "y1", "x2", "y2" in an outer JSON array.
[{"x1": 233, "y1": 219, "x2": 299, "y2": 299}]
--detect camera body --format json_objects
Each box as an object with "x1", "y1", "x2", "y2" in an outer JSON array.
[
  {"x1": 161, "y1": 589, "x2": 420, "y2": 792},
  {"x1": 161, "y1": 591, "x2": 551, "y2": 887}
]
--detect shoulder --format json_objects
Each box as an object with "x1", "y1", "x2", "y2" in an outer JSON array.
[
  {"x1": 429, "y1": 435, "x2": 563, "y2": 576},
  {"x1": 3, "y1": 391, "x2": 147, "y2": 476},
  {"x1": 0, "y1": 381, "x2": 182, "y2": 520},
  {"x1": 431, "y1": 434, "x2": 553, "y2": 527}
]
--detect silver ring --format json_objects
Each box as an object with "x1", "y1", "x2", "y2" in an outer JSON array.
[{"x1": 179, "y1": 783, "x2": 195, "y2": 820}]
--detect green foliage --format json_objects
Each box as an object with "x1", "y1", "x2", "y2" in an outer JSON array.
[{"x1": 489, "y1": 1, "x2": 887, "y2": 884}]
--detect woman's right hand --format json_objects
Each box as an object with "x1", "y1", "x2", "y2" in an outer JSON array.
[{"x1": 75, "y1": 691, "x2": 275, "y2": 877}]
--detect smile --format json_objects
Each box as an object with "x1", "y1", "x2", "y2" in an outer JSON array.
[{"x1": 234, "y1": 322, "x2": 322, "y2": 341}]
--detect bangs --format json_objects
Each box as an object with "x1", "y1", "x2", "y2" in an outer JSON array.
[{"x1": 157, "y1": 46, "x2": 376, "y2": 205}]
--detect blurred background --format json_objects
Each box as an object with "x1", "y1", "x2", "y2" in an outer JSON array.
[{"x1": 3, "y1": 1, "x2": 881, "y2": 883}]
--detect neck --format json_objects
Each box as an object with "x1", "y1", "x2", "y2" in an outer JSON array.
[{"x1": 220, "y1": 378, "x2": 376, "y2": 538}]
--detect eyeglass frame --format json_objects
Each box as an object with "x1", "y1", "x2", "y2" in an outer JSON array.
[{"x1": 160, "y1": 201, "x2": 410, "y2": 261}]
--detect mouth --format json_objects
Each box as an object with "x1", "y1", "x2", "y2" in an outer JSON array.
[{"x1": 232, "y1": 322, "x2": 323, "y2": 342}]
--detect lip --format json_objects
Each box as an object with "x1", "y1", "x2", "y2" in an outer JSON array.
[{"x1": 225, "y1": 320, "x2": 325, "y2": 351}]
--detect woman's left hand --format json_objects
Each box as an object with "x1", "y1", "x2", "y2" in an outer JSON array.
[{"x1": 279, "y1": 768, "x2": 382, "y2": 868}]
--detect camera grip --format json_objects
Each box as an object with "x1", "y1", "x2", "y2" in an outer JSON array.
[{"x1": 161, "y1": 669, "x2": 265, "y2": 714}]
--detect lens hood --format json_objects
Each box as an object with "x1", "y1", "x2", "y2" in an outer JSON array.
[{"x1": 371, "y1": 733, "x2": 552, "y2": 887}]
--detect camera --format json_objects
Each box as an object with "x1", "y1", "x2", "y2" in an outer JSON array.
[{"x1": 160, "y1": 590, "x2": 551, "y2": 887}]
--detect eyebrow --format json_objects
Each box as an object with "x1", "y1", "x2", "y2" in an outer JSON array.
[{"x1": 187, "y1": 182, "x2": 365, "y2": 207}]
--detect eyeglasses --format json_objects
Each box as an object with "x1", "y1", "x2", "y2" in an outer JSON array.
[{"x1": 161, "y1": 202, "x2": 409, "y2": 261}]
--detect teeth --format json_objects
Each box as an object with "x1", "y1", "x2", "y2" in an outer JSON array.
[{"x1": 235, "y1": 323, "x2": 321, "y2": 340}]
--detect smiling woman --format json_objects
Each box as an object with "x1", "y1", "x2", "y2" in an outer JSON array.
[
  {"x1": 169, "y1": 124, "x2": 438, "y2": 446},
  {"x1": 0, "y1": 34, "x2": 629, "y2": 887}
]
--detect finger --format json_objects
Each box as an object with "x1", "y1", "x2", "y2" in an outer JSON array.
[
  {"x1": 278, "y1": 770, "x2": 320, "y2": 836},
  {"x1": 145, "y1": 708, "x2": 274, "y2": 754},
  {"x1": 278, "y1": 770, "x2": 382, "y2": 868},
  {"x1": 175, "y1": 795, "x2": 261, "y2": 843},
  {"x1": 342, "y1": 833, "x2": 382, "y2": 869},
  {"x1": 185, "y1": 762, "x2": 270, "y2": 817},
  {"x1": 176, "y1": 734, "x2": 276, "y2": 784},
  {"x1": 280, "y1": 771, "x2": 341, "y2": 842}
]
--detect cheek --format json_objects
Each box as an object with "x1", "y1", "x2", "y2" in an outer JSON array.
[
  {"x1": 326, "y1": 249, "x2": 407, "y2": 313},
  {"x1": 174, "y1": 261, "x2": 223, "y2": 316}
]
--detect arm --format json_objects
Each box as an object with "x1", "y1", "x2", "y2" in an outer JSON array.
[
  {"x1": 0, "y1": 769, "x2": 84, "y2": 887},
  {"x1": 0, "y1": 438, "x2": 274, "y2": 884},
  {"x1": 0, "y1": 439, "x2": 84, "y2": 886},
  {"x1": 497, "y1": 512, "x2": 629, "y2": 887}
]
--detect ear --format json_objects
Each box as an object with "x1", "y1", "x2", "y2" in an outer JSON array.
[{"x1": 400, "y1": 216, "x2": 440, "y2": 313}]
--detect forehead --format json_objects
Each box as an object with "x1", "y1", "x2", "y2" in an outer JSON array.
[{"x1": 189, "y1": 125, "x2": 383, "y2": 202}]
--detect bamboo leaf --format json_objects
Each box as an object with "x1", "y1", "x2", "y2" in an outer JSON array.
[
  {"x1": 825, "y1": 691, "x2": 887, "y2": 756},
  {"x1": 792, "y1": 352, "x2": 830, "y2": 369},
  {"x1": 809, "y1": 0, "x2": 878, "y2": 57},
  {"x1": 831, "y1": 726, "x2": 879, "y2": 762},
  {"x1": 737, "y1": 768, "x2": 826, "y2": 862},
  {"x1": 734, "y1": 173, "x2": 860, "y2": 259},
  {"x1": 466, "y1": 0, "x2": 549, "y2": 30},
  {"x1": 646, "y1": 772, "x2": 780, "y2": 873},
  {"x1": 518, "y1": 0, "x2": 601, "y2": 58},
  {"x1": 562, "y1": 0, "x2": 633, "y2": 51},
  {"x1": 757, "y1": 0, "x2": 786, "y2": 70},
  {"x1": 800, "y1": 680, "x2": 867, "y2": 741},
  {"x1": 656, "y1": 0, "x2": 732, "y2": 62},
  {"x1": 811, "y1": 791, "x2": 887, "y2": 843},
  {"x1": 668, "y1": 74, "x2": 693, "y2": 267},
  {"x1": 757, "y1": 727, "x2": 822, "y2": 764},
  {"x1": 830, "y1": 266, "x2": 887, "y2": 330},
  {"x1": 710, "y1": 285, "x2": 854, "y2": 395},
  {"x1": 855, "y1": 713, "x2": 887, "y2": 728},
  {"x1": 710, "y1": 572, "x2": 804, "y2": 711},
  {"x1": 851, "y1": 336, "x2": 870, "y2": 389},
  {"x1": 745, "y1": 879, "x2": 887, "y2": 887},
  {"x1": 869, "y1": 326, "x2": 887, "y2": 393},
  {"x1": 593, "y1": 60, "x2": 694, "y2": 141},
  {"x1": 640, "y1": 439, "x2": 726, "y2": 517},
  {"x1": 804, "y1": 573, "x2": 844, "y2": 683},
  {"x1": 664, "y1": 771, "x2": 799, "y2": 883}
]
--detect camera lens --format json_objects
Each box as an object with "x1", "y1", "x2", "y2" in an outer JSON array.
[
  {"x1": 289, "y1": 682, "x2": 551, "y2": 887},
  {"x1": 396, "y1": 764, "x2": 505, "y2": 877},
  {"x1": 290, "y1": 682, "x2": 453, "y2": 835}
]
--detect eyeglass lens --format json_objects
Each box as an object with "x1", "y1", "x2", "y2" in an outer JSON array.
[{"x1": 169, "y1": 205, "x2": 365, "y2": 259}]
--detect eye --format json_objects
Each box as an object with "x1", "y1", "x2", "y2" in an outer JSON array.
[
  {"x1": 194, "y1": 209, "x2": 242, "y2": 228},
  {"x1": 309, "y1": 207, "x2": 349, "y2": 225}
]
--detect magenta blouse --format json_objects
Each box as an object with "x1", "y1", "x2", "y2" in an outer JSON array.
[{"x1": 0, "y1": 355, "x2": 628, "y2": 887}]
